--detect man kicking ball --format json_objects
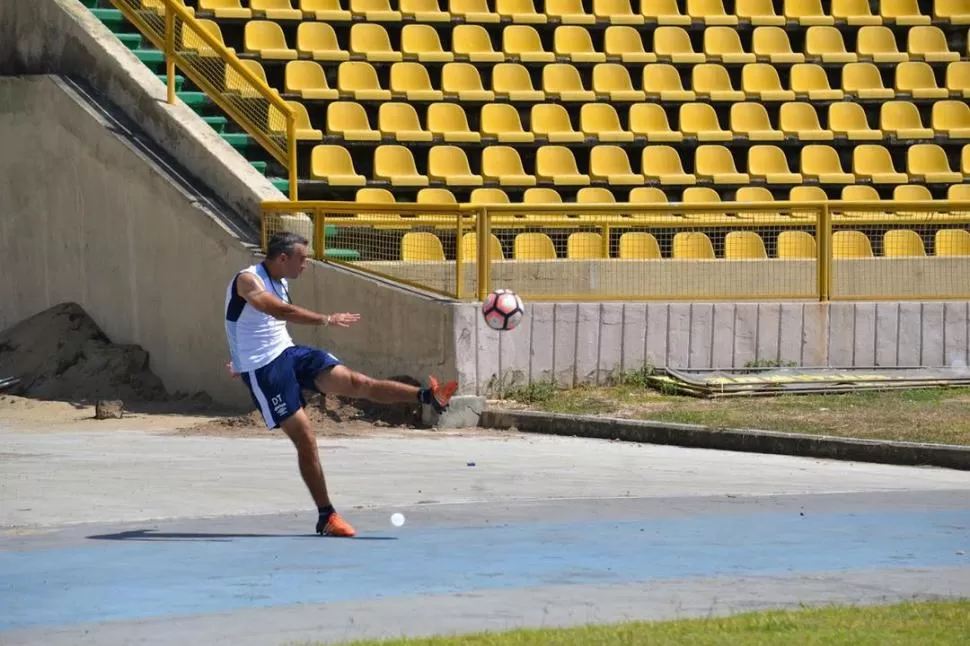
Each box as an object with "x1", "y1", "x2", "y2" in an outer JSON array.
[{"x1": 224, "y1": 231, "x2": 458, "y2": 537}]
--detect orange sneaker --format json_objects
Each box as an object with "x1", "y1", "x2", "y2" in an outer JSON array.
[
  {"x1": 316, "y1": 512, "x2": 356, "y2": 538},
  {"x1": 428, "y1": 376, "x2": 459, "y2": 413}
]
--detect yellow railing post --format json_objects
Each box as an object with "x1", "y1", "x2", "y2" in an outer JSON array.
[
  {"x1": 601, "y1": 223, "x2": 611, "y2": 259},
  {"x1": 454, "y1": 211, "x2": 464, "y2": 299},
  {"x1": 476, "y1": 207, "x2": 491, "y2": 301},
  {"x1": 316, "y1": 207, "x2": 327, "y2": 261},
  {"x1": 260, "y1": 210, "x2": 269, "y2": 254},
  {"x1": 287, "y1": 111, "x2": 298, "y2": 201},
  {"x1": 164, "y1": 1, "x2": 175, "y2": 105},
  {"x1": 817, "y1": 203, "x2": 832, "y2": 302}
]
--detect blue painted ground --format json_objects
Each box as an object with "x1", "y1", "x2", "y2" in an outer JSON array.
[{"x1": 2, "y1": 507, "x2": 969, "y2": 631}]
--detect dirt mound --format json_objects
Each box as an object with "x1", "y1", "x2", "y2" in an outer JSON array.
[{"x1": 0, "y1": 303, "x2": 168, "y2": 403}]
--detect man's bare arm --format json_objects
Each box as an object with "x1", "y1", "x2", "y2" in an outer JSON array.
[{"x1": 236, "y1": 272, "x2": 329, "y2": 325}]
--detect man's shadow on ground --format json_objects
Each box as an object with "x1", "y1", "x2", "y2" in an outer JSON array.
[{"x1": 87, "y1": 529, "x2": 396, "y2": 542}]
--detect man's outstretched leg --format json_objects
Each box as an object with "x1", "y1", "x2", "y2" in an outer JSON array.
[
  {"x1": 315, "y1": 365, "x2": 457, "y2": 412},
  {"x1": 279, "y1": 408, "x2": 356, "y2": 537}
]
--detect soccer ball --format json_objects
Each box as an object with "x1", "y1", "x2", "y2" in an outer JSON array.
[{"x1": 482, "y1": 289, "x2": 525, "y2": 331}]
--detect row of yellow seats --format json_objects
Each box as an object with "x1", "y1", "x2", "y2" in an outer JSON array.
[
  {"x1": 310, "y1": 100, "x2": 970, "y2": 145},
  {"x1": 194, "y1": 0, "x2": 970, "y2": 26},
  {"x1": 241, "y1": 21, "x2": 968, "y2": 64},
  {"x1": 399, "y1": 228, "x2": 970, "y2": 262},
  {"x1": 311, "y1": 142, "x2": 969, "y2": 186},
  {"x1": 274, "y1": 59, "x2": 970, "y2": 106}
]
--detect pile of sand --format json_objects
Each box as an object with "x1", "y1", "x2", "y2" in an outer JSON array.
[{"x1": 0, "y1": 303, "x2": 168, "y2": 403}]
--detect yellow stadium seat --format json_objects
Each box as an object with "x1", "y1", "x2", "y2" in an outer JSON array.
[
  {"x1": 401, "y1": 0, "x2": 450, "y2": 22},
  {"x1": 554, "y1": 26, "x2": 606, "y2": 63},
  {"x1": 427, "y1": 103, "x2": 480, "y2": 143},
  {"x1": 852, "y1": 144, "x2": 907, "y2": 184},
  {"x1": 742, "y1": 63, "x2": 796, "y2": 101},
  {"x1": 577, "y1": 187, "x2": 617, "y2": 203},
  {"x1": 779, "y1": 102, "x2": 833, "y2": 140},
  {"x1": 776, "y1": 231, "x2": 817, "y2": 259},
  {"x1": 881, "y1": 0, "x2": 930, "y2": 25},
  {"x1": 948, "y1": 62, "x2": 970, "y2": 97},
  {"x1": 895, "y1": 61, "x2": 949, "y2": 99},
  {"x1": 784, "y1": 0, "x2": 833, "y2": 24},
  {"x1": 695, "y1": 145, "x2": 750, "y2": 184},
  {"x1": 679, "y1": 103, "x2": 733, "y2": 141},
  {"x1": 417, "y1": 188, "x2": 458, "y2": 204},
  {"x1": 470, "y1": 188, "x2": 511, "y2": 204},
  {"x1": 736, "y1": 0, "x2": 784, "y2": 25},
  {"x1": 374, "y1": 145, "x2": 428, "y2": 186},
  {"x1": 441, "y1": 63, "x2": 494, "y2": 101},
  {"x1": 642, "y1": 0, "x2": 690, "y2": 25},
  {"x1": 356, "y1": 187, "x2": 396, "y2": 203},
  {"x1": 452, "y1": 25, "x2": 504, "y2": 62},
  {"x1": 840, "y1": 184, "x2": 881, "y2": 206},
  {"x1": 643, "y1": 64, "x2": 696, "y2": 101},
  {"x1": 949, "y1": 184, "x2": 970, "y2": 201},
  {"x1": 907, "y1": 26, "x2": 960, "y2": 62},
  {"x1": 296, "y1": 23, "x2": 348, "y2": 61},
  {"x1": 225, "y1": 59, "x2": 268, "y2": 97},
  {"x1": 389, "y1": 62, "x2": 443, "y2": 101},
  {"x1": 692, "y1": 64, "x2": 745, "y2": 101},
  {"x1": 523, "y1": 187, "x2": 562, "y2": 204},
  {"x1": 688, "y1": 0, "x2": 737, "y2": 24},
  {"x1": 790, "y1": 63, "x2": 843, "y2": 100},
  {"x1": 567, "y1": 232, "x2": 605, "y2": 259},
  {"x1": 244, "y1": 21, "x2": 298, "y2": 59},
  {"x1": 935, "y1": 0, "x2": 970, "y2": 23},
  {"x1": 833, "y1": 231, "x2": 874, "y2": 258},
  {"x1": 379, "y1": 102, "x2": 433, "y2": 142},
  {"x1": 493, "y1": 63, "x2": 546, "y2": 102},
  {"x1": 581, "y1": 104, "x2": 634, "y2": 142},
  {"x1": 801, "y1": 145, "x2": 855, "y2": 183},
  {"x1": 842, "y1": 62, "x2": 894, "y2": 99},
  {"x1": 461, "y1": 233, "x2": 505, "y2": 261},
  {"x1": 673, "y1": 232, "x2": 716, "y2": 259},
  {"x1": 300, "y1": 0, "x2": 352, "y2": 21},
  {"x1": 543, "y1": 64, "x2": 595, "y2": 102},
  {"x1": 514, "y1": 233, "x2": 557, "y2": 259},
  {"x1": 251, "y1": 0, "x2": 302, "y2": 20},
  {"x1": 731, "y1": 103, "x2": 784, "y2": 141},
  {"x1": 880, "y1": 101, "x2": 933, "y2": 139},
  {"x1": 654, "y1": 26, "x2": 706, "y2": 63},
  {"x1": 285, "y1": 61, "x2": 339, "y2": 100},
  {"x1": 531, "y1": 104, "x2": 584, "y2": 142},
  {"x1": 703, "y1": 27, "x2": 754, "y2": 63},
  {"x1": 547, "y1": 0, "x2": 596, "y2": 24},
  {"x1": 481, "y1": 104, "x2": 535, "y2": 143},
  {"x1": 311, "y1": 145, "x2": 366, "y2": 185},
  {"x1": 496, "y1": 0, "x2": 546, "y2": 23},
  {"x1": 349, "y1": 23, "x2": 401, "y2": 62},
  {"x1": 401, "y1": 24, "x2": 453, "y2": 62},
  {"x1": 935, "y1": 230, "x2": 970, "y2": 256},
  {"x1": 592, "y1": 64, "x2": 646, "y2": 101},
  {"x1": 828, "y1": 102, "x2": 882, "y2": 140},
  {"x1": 682, "y1": 186, "x2": 721, "y2": 202},
  {"x1": 449, "y1": 0, "x2": 500, "y2": 22},
  {"x1": 269, "y1": 100, "x2": 323, "y2": 141},
  {"x1": 350, "y1": 0, "x2": 402, "y2": 21},
  {"x1": 594, "y1": 0, "x2": 644, "y2": 25},
  {"x1": 182, "y1": 19, "x2": 234, "y2": 56},
  {"x1": 734, "y1": 187, "x2": 775, "y2": 213},
  {"x1": 642, "y1": 145, "x2": 696, "y2": 185},
  {"x1": 401, "y1": 232, "x2": 445, "y2": 261},
  {"x1": 590, "y1": 145, "x2": 644, "y2": 185},
  {"x1": 830, "y1": 0, "x2": 880, "y2": 25},
  {"x1": 200, "y1": 0, "x2": 250, "y2": 19},
  {"x1": 482, "y1": 146, "x2": 536, "y2": 186},
  {"x1": 753, "y1": 26, "x2": 804, "y2": 63},
  {"x1": 805, "y1": 26, "x2": 857, "y2": 63},
  {"x1": 428, "y1": 146, "x2": 483, "y2": 186},
  {"x1": 629, "y1": 103, "x2": 684, "y2": 142},
  {"x1": 618, "y1": 233, "x2": 662, "y2": 259},
  {"x1": 537, "y1": 146, "x2": 590, "y2": 186},
  {"x1": 932, "y1": 101, "x2": 970, "y2": 139},
  {"x1": 893, "y1": 184, "x2": 933, "y2": 201},
  {"x1": 748, "y1": 145, "x2": 802, "y2": 183},
  {"x1": 629, "y1": 186, "x2": 669, "y2": 203},
  {"x1": 337, "y1": 61, "x2": 392, "y2": 101},
  {"x1": 856, "y1": 26, "x2": 907, "y2": 62},
  {"x1": 504, "y1": 25, "x2": 555, "y2": 62},
  {"x1": 603, "y1": 26, "x2": 656, "y2": 63},
  {"x1": 907, "y1": 144, "x2": 963, "y2": 183},
  {"x1": 883, "y1": 230, "x2": 926, "y2": 257},
  {"x1": 790, "y1": 186, "x2": 829, "y2": 201},
  {"x1": 725, "y1": 231, "x2": 768, "y2": 259}
]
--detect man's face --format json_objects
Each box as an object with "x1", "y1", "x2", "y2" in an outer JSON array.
[{"x1": 280, "y1": 243, "x2": 309, "y2": 279}]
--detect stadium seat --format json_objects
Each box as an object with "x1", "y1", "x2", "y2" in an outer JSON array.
[
  {"x1": 285, "y1": 61, "x2": 339, "y2": 99},
  {"x1": 482, "y1": 146, "x2": 536, "y2": 186},
  {"x1": 581, "y1": 104, "x2": 634, "y2": 142},
  {"x1": 776, "y1": 231, "x2": 817, "y2": 259},
  {"x1": 603, "y1": 26, "x2": 656, "y2": 63},
  {"x1": 790, "y1": 186, "x2": 828, "y2": 201},
  {"x1": 594, "y1": 0, "x2": 643, "y2": 24},
  {"x1": 843, "y1": 62, "x2": 894, "y2": 99},
  {"x1": 753, "y1": 27, "x2": 804, "y2": 63},
  {"x1": 311, "y1": 145, "x2": 366, "y2": 185},
  {"x1": 390, "y1": 62, "x2": 443, "y2": 101},
  {"x1": 379, "y1": 103, "x2": 433, "y2": 142},
  {"x1": 704, "y1": 27, "x2": 754, "y2": 63},
  {"x1": 856, "y1": 26, "x2": 907, "y2": 62},
  {"x1": 893, "y1": 184, "x2": 932, "y2": 202},
  {"x1": 523, "y1": 187, "x2": 562, "y2": 204},
  {"x1": 225, "y1": 60, "x2": 268, "y2": 97},
  {"x1": 908, "y1": 26, "x2": 959, "y2": 62},
  {"x1": 833, "y1": 231, "x2": 874, "y2": 258},
  {"x1": 469, "y1": 188, "x2": 511, "y2": 204},
  {"x1": 592, "y1": 64, "x2": 646, "y2": 101},
  {"x1": 350, "y1": 23, "x2": 401, "y2": 62},
  {"x1": 841, "y1": 184, "x2": 880, "y2": 200},
  {"x1": 449, "y1": 0, "x2": 500, "y2": 23},
  {"x1": 932, "y1": 101, "x2": 970, "y2": 139},
  {"x1": 801, "y1": 145, "x2": 855, "y2": 183},
  {"x1": 452, "y1": 25, "x2": 504, "y2": 62},
  {"x1": 784, "y1": 0, "x2": 833, "y2": 25},
  {"x1": 441, "y1": 63, "x2": 494, "y2": 101},
  {"x1": 428, "y1": 146, "x2": 483, "y2": 186},
  {"x1": 946, "y1": 62, "x2": 970, "y2": 97},
  {"x1": 338, "y1": 61, "x2": 392, "y2": 100},
  {"x1": 356, "y1": 187, "x2": 396, "y2": 203},
  {"x1": 200, "y1": 0, "x2": 251, "y2": 19},
  {"x1": 642, "y1": 0, "x2": 690, "y2": 25},
  {"x1": 543, "y1": 64, "x2": 595, "y2": 101},
  {"x1": 935, "y1": 230, "x2": 970, "y2": 256},
  {"x1": 589, "y1": 145, "x2": 643, "y2": 184},
  {"x1": 742, "y1": 64, "x2": 796, "y2": 101},
  {"x1": 401, "y1": 232, "x2": 445, "y2": 261},
  {"x1": 907, "y1": 144, "x2": 963, "y2": 183},
  {"x1": 736, "y1": 0, "x2": 784, "y2": 25},
  {"x1": 629, "y1": 103, "x2": 684, "y2": 142},
  {"x1": 401, "y1": 24, "x2": 453, "y2": 62},
  {"x1": 554, "y1": 26, "x2": 605, "y2": 63},
  {"x1": 245, "y1": 21, "x2": 298, "y2": 59},
  {"x1": 935, "y1": 0, "x2": 970, "y2": 24},
  {"x1": 779, "y1": 102, "x2": 834, "y2": 140},
  {"x1": 735, "y1": 186, "x2": 774, "y2": 202},
  {"x1": 481, "y1": 104, "x2": 535, "y2": 142},
  {"x1": 514, "y1": 233, "x2": 557, "y2": 259},
  {"x1": 547, "y1": 0, "x2": 595, "y2": 23},
  {"x1": 493, "y1": 63, "x2": 546, "y2": 101},
  {"x1": 880, "y1": 101, "x2": 933, "y2": 139},
  {"x1": 948, "y1": 184, "x2": 970, "y2": 201},
  {"x1": 326, "y1": 101, "x2": 380, "y2": 140},
  {"x1": 567, "y1": 232, "x2": 605, "y2": 259},
  {"x1": 642, "y1": 146, "x2": 696, "y2": 185},
  {"x1": 804, "y1": 26, "x2": 856, "y2": 63},
  {"x1": 828, "y1": 102, "x2": 883, "y2": 140},
  {"x1": 673, "y1": 232, "x2": 715, "y2": 259},
  {"x1": 831, "y1": 0, "x2": 880, "y2": 25},
  {"x1": 725, "y1": 231, "x2": 768, "y2": 259},
  {"x1": 628, "y1": 186, "x2": 669, "y2": 203},
  {"x1": 695, "y1": 145, "x2": 750, "y2": 184},
  {"x1": 852, "y1": 144, "x2": 908, "y2": 184},
  {"x1": 576, "y1": 187, "x2": 617, "y2": 203},
  {"x1": 182, "y1": 19, "x2": 234, "y2": 55},
  {"x1": 427, "y1": 103, "x2": 480, "y2": 142},
  {"x1": 461, "y1": 233, "x2": 505, "y2": 261},
  {"x1": 401, "y1": 0, "x2": 450, "y2": 22},
  {"x1": 496, "y1": 0, "x2": 546, "y2": 23},
  {"x1": 301, "y1": 0, "x2": 353, "y2": 22},
  {"x1": 350, "y1": 0, "x2": 402, "y2": 21},
  {"x1": 537, "y1": 146, "x2": 589, "y2": 186},
  {"x1": 618, "y1": 232, "x2": 662, "y2": 259},
  {"x1": 296, "y1": 22, "x2": 349, "y2": 61},
  {"x1": 269, "y1": 100, "x2": 323, "y2": 141},
  {"x1": 417, "y1": 188, "x2": 458, "y2": 204},
  {"x1": 881, "y1": 0, "x2": 931, "y2": 25},
  {"x1": 680, "y1": 103, "x2": 732, "y2": 141},
  {"x1": 374, "y1": 145, "x2": 428, "y2": 186},
  {"x1": 643, "y1": 64, "x2": 696, "y2": 101},
  {"x1": 883, "y1": 230, "x2": 926, "y2": 257},
  {"x1": 251, "y1": 0, "x2": 303, "y2": 20},
  {"x1": 895, "y1": 61, "x2": 949, "y2": 99},
  {"x1": 692, "y1": 64, "x2": 745, "y2": 101},
  {"x1": 654, "y1": 26, "x2": 705, "y2": 63},
  {"x1": 748, "y1": 145, "x2": 803, "y2": 183},
  {"x1": 790, "y1": 63, "x2": 844, "y2": 100},
  {"x1": 531, "y1": 104, "x2": 585, "y2": 142}
]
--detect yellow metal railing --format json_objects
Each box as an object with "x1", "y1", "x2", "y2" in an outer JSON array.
[
  {"x1": 110, "y1": 0, "x2": 298, "y2": 200},
  {"x1": 261, "y1": 200, "x2": 970, "y2": 303}
]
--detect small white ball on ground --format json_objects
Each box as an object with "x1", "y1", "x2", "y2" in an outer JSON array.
[{"x1": 390, "y1": 512, "x2": 406, "y2": 527}]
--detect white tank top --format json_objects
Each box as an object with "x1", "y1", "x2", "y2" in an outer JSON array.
[{"x1": 224, "y1": 263, "x2": 295, "y2": 373}]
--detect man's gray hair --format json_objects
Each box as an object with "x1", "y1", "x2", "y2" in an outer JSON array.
[{"x1": 266, "y1": 231, "x2": 309, "y2": 259}]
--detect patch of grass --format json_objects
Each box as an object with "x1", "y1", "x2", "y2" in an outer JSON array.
[{"x1": 328, "y1": 600, "x2": 970, "y2": 646}]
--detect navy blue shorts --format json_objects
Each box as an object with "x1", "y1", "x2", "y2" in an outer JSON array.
[{"x1": 240, "y1": 345, "x2": 343, "y2": 429}]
